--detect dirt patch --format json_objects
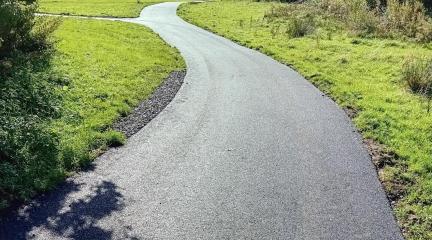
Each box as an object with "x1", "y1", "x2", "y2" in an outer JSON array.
[
  {"x1": 114, "y1": 70, "x2": 186, "y2": 137},
  {"x1": 343, "y1": 106, "x2": 359, "y2": 119},
  {"x1": 362, "y1": 138, "x2": 410, "y2": 206}
]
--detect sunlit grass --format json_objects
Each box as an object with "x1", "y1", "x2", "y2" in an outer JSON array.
[
  {"x1": 0, "y1": 16, "x2": 185, "y2": 207},
  {"x1": 51, "y1": 18, "x2": 184, "y2": 173},
  {"x1": 38, "y1": 0, "x2": 167, "y2": 17},
  {"x1": 179, "y1": 1, "x2": 432, "y2": 239}
]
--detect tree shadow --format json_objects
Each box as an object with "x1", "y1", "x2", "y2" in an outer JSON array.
[{"x1": 0, "y1": 179, "x2": 130, "y2": 239}]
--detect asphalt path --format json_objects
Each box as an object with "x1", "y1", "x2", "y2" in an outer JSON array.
[{"x1": 1, "y1": 2, "x2": 403, "y2": 239}]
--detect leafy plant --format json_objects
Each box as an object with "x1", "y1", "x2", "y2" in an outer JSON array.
[
  {"x1": 0, "y1": 52, "x2": 63, "y2": 206},
  {"x1": 402, "y1": 57, "x2": 432, "y2": 112},
  {"x1": 0, "y1": 0, "x2": 63, "y2": 208},
  {"x1": 0, "y1": 0, "x2": 36, "y2": 57},
  {"x1": 286, "y1": 13, "x2": 316, "y2": 38}
]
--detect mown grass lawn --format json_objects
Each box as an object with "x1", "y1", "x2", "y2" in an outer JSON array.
[
  {"x1": 179, "y1": 1, "x2": 432, "y2": 239},
  {"x1": 51, "y1": 18, "x2": 184, "y2": 170},
  {"x1": 38, "y1": 0, "x2": 166, "y2": 17}
]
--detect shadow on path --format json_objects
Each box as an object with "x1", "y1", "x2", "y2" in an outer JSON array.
[{"x1": 0, "y1": 178, "x2": 127, "y2": 239}]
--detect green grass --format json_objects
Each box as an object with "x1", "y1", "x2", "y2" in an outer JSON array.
[
  {"x1": 178, "y1": 1, "x2": 432, "y2": 239},
  {"x1": 0, "y1": 17, "x2": 184, "y2": 207},
  {"x1": 38, "y1": 0, "x2": 167, "y2": 17},
  {"x1": 51, "y1": 18, "x2": 184, "y2": 170}
]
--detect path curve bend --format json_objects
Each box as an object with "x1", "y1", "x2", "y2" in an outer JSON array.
[{"x1": 1, "y1": 2, "x2": 403, "y2": 239}]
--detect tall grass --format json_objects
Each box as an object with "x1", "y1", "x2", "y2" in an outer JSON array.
[
  {"x1": 402, "y1": 57, "x2": 432, "y2": 111},
  {"x1": 264, "y1": 0, "x2": 432, "y2": 42},
  {"x1": 382, "y1": 0, "x2": 432, "y2": 42},
  {"x1": 286, "y1": 13, "x2": 316, "y2": 37}
]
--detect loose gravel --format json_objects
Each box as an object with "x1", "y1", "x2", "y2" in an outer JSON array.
[{"x1": 113, "y1": 70, "x2": 186, "y2": 137}]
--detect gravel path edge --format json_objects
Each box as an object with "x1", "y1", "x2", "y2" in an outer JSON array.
[{"x1": 113, "y1": 70, "x2": 186, "y2": 137}]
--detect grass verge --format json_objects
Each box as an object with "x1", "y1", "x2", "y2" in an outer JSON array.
[
  {"x1": 38, "y1": 0, "x2": 167, "y2": 17},
  {"x1": 1, "y1": 17, "x2": 184, "y2": 209},
  {"x1": 52, "y1": 18, "x2": 184, "y2": 170},
  {"x1": 178, "y1": 1, "x2": 432, "y2": 239}
]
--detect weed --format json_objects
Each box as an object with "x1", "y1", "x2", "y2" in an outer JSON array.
[
  {"x1": 401, "y1": 57, "x2": 432, "y2": 112},
  {"x1": 286, "y1": 13, "x2": 316, "y2": 38},
  {"x1": 239, "y1": 19, "x2": 245, "y2": 28},
  {"x1": 106, "y1": 131, "x2": 126, "y2": 147},
  {"x1": 270, "y1": 24, "x2": 280, "y2": 38}
]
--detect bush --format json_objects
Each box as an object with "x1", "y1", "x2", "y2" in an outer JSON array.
[
  {"x1": 0, "y1": 0, "x2": 63, "y2": 207},
  {"x1": 265, "y1": 4, "x2": 318, "y2": 38},
  {"x1": 0, "y1": 0, "x2": 60, "y2": 58},
  {"x1": 402, "y1": 57, "x2": 432, "y2": 94},
  {"x1": 0, "y1": 0, "x2": 36, "y2": 57},
  {"x1": 348, "y1": 1, "x2": 380, "y2": 36},
  {"x1": 29, "y1": 16, "x2": 63, "y2": 51},
  {"x1": 286, "y1": 13, "x2": 316, "y2": 37},
  {"x1": 401, "y1": 57, "x2": 432, "y2": 111},
  {"x1": 381, "y1": 0, "x2": 432, "y2": 42},
  {"x1": 0, "y1": 52, "x2": 64, "y2": 206}
]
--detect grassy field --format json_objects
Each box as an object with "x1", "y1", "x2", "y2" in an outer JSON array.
[
  {"x1": 0, "y1": 17, "x2": 184, "y2": 208},
  {"x1": 179, "y1": 1, "x2": 432, "y2": 239},
  {"x1": 38, "y1": 0, "x2": 166, "y2": 17}
]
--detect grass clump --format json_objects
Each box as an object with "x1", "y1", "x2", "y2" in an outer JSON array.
[
  {"x1": 402, "y1": 57, "x2": 432, "y2": 111},
  {"x1": 286, "y1": 13, "x2": 316, "y2": 38},
  {"x1": 179, "y1": 1, "x2": 432, "y2": 238}
]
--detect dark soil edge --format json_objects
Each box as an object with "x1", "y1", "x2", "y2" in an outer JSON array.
[{"x1": 114, "y1": 70, "x2": 186, "y2": 137}]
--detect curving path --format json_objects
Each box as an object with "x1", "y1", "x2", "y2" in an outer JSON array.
[{"x1": 1, "y1": 2, "x2": 403, "y2": 239}]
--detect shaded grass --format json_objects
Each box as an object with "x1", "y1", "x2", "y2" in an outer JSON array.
[
  {"x1": 38, "y1": 0, "x2": 167, "y2": 17},
  {"x1": 179, "y1": 1, "x2": 432, "y2": 239}
]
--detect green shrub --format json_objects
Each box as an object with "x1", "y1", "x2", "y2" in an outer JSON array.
[
  {"x1": 265, "y1": 4, "x2": 318, "y2": 38},
  {"x1": 286, "y1": 14, "x2": 316, "y2": 37},
  {"x1": 349, "y1": 3, "x2": 379, "y2": 36},
  {"x1": 106, "y1": 131, "x2": 126, "y2": 147},
  {"x1": 401, "y1": 57, "x2": 432, "y2": 111},
  {"x1": 0, "y1": 0, "x2": 63, "y2": 208},
  {"x1": 0, "y1": 52, "x2": 63, "y2": 206},
  {"x1": 0, "y1": 0, "x2": 36, "y2": 57},
  {"x1": 29, "y1": 17, "x2": 63, "y2": 51},
  {"x1": 402, "y1": 57, "x2": 432, "y2": 93}
]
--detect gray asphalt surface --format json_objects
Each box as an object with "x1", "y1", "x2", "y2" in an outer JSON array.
[{"x1": 1, "y1": 2, "x2": 403, "y2": 239}]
